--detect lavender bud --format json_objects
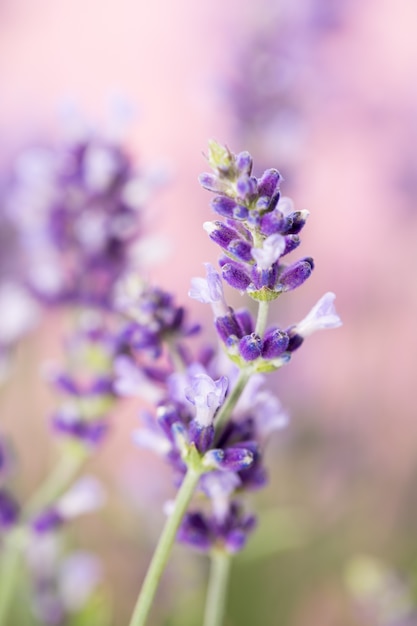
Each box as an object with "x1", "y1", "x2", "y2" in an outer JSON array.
[
  {"x1": 285, "y1": 210, "x2": 310, "y2": 234},
  {"x1": 278, "y1": 257, "x2": 314, "y2": 291},
  {"x1": 203, "y1": 447, "x2": 254, "y2": 471},
  {"x1": 188, "y1": 422, "x2": 214, "y2": 454},
  {"x1": 198, "y1": 173, "x2": 229, "y2": 194},
  {"x1": 225, "y1": 529, "x2": 247, "y2": 553},
  {"x1": 177, "y1": 512, "x2": 212, "y2": 551},
  {"x1": 236, "y1": 175, "x2": 257, "y2": 200},
  {"x1": 239, "y1": 333, "x2": 263, "y2": 361},
  {"x1": 257, "y1": 168, "x2": 281, "y2": 197},
  {"x1": 234, "y1": 308, "x2": 254, "y2": 336},
  {"x1": 32, "y1": 508, "x2": 64, "y2": 534},
  {"x1": 286, "y1": 333, "x2": 304, "y2": 352},
  {"x1": 262, "y1": 328, "x2": 289, "y2": 358},
  {"x1": 283, "y1": 234, "x2": 300, "y2": 255},
  {"x1": 235, "y1": 151, "x2": 253, "y2": 176},
  {"x1": 215, "y1": 311, "x2": 242, "y2": 343},
  {"x1": 227, "y1": 239, "x2": 253, "y2": 262},
  {"x1": 221, "y1": 263, "x2": 251, "y2": 291}
]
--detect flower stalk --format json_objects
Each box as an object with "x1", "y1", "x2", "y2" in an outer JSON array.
[
  {"x1": 128, "y1": 467, "x2": 203, "y2": 626},
  {"x1": 203, "y1": 550, "x2": 231, "y2": 626}
]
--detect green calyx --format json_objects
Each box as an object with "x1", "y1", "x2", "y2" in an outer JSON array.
[{"x1": 247, "y1": 286, "x2": 282, "y2": 302}]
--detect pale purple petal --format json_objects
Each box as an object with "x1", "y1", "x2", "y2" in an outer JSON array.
[
  {"x1": 251, "y1": 234, "x2": 286, "y2": 270},
  {"x1": 185, "y1": 373, "x2": 228, "y2": 427},
  {"x1": 296, "y1": 292, "x2": 342, "y2": 337}
]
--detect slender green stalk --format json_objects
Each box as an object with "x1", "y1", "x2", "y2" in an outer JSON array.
[
  {"x1": 254, "y1": 299, "x2": 269, "y2": 337},
  {"x1": 214, "y1": 369, "x2": 250, "y2": 437},
  {"x1": 128, "y1": 298, "x2": 271, "y2": 625},
  {"x1": 203, "y1": 550, "x2": 231, "y2": 626},
  {"x1": 0, "y1": 449, "x2": 88, "y2": 626},
  {"x1": 128, "y1": 468, "x2": 202, "y2": 626},
  {"x1": 0, "y1": 529, "x2": 25, "y2": 625}
]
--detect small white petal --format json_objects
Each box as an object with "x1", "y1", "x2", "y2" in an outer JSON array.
[
  {"x1": 296, "y1": 292, "x2": 342, "y2": 338},
  {"x1": 251, "y1": 234, "x2": 286, "y2": 270}
]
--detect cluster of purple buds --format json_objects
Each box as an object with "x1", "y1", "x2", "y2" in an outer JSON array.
[
  {"x1": 190, "y1": 262, "x2": 340, "y2": 370},
  {"x1": 47, "y1": 315, "x2": 125, "y2": 447},
  {"x1": 191, "y1": 141, "x2": 341, "y2": 370},
  {"x1": 2, "y1": 133, "x2": 151, "y2": 309},
  {"x1": 134, "y1": 361, "x2": 289, "y2": 554},
  {"x1": 199, "y1": 140, "x2": 312, "y2": 303},
  {"x1": 114, "y1": 276, "x2": 201, "y2": 359}
]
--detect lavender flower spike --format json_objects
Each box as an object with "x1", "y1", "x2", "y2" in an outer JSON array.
[{"x1": 294, "y1": 292, "x2": 342, "y2": 338}]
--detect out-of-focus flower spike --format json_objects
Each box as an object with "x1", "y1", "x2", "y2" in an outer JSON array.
[{"x1": 32, "y1": 477, "x2": 106, "y2": 534}]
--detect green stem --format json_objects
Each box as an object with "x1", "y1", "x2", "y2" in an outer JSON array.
[
  {"x1": 214, "y1": 369, "x2": 250, "y2": 437},
  {"x1": 203, "y1": 550, "x2": 231, "y2": 626},
  {"x1": 0, "y1": 449, "x2": 88, "y2": 626},
  {"x1": 0, "y1": 529, "x2": 25, "y2": 625},
  {"x1": 128, "y1": 467, "x2": 202, "y2": 626},
  {"x1": 255, "y1": 300, "x2": 269, "y2": 337}
]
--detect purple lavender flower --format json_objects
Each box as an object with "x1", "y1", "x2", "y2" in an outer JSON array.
[
  {"x1": 32, "y1": 477, "x2": 106, "y2": 535},
  {"x1": 199, "y1": 142, "x2": 313, "y2": 303},
  {"x1": 185, "y1": 373, "x2": 228, "y2": 452},
  {"x1": 178, "y1": 501, "x2": 256, "y2": 554},
  {"x1": 116, "y1": 278, "x2": 200, "y2": 359},
  {"x1": 3, "y1": 132, "x2": 152, "y2": 309},
  {"x1": 26, "y1": 535, "x2": 102, "y2": 625}
]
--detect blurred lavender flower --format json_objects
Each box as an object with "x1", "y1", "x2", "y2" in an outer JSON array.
[
  {"x1": 227, "y1": 0, "x2": 354, "y2": 171},
  {"x1": 44, "y1": 313, "x2": 126, "y2": 448},
  {"x1": 2, "y1": 132, "x2": 153, "y2": 309},
  {"x1": 26, "y1": 534, "x2": 102, "y2": 625},
  {"x1": 32, "y1": 476, "x2": 106, "y2": 534}
]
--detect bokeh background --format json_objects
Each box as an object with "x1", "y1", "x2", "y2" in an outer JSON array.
[{"x1": 2, "y1": 0, "x2": 417, "y2": 624}]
